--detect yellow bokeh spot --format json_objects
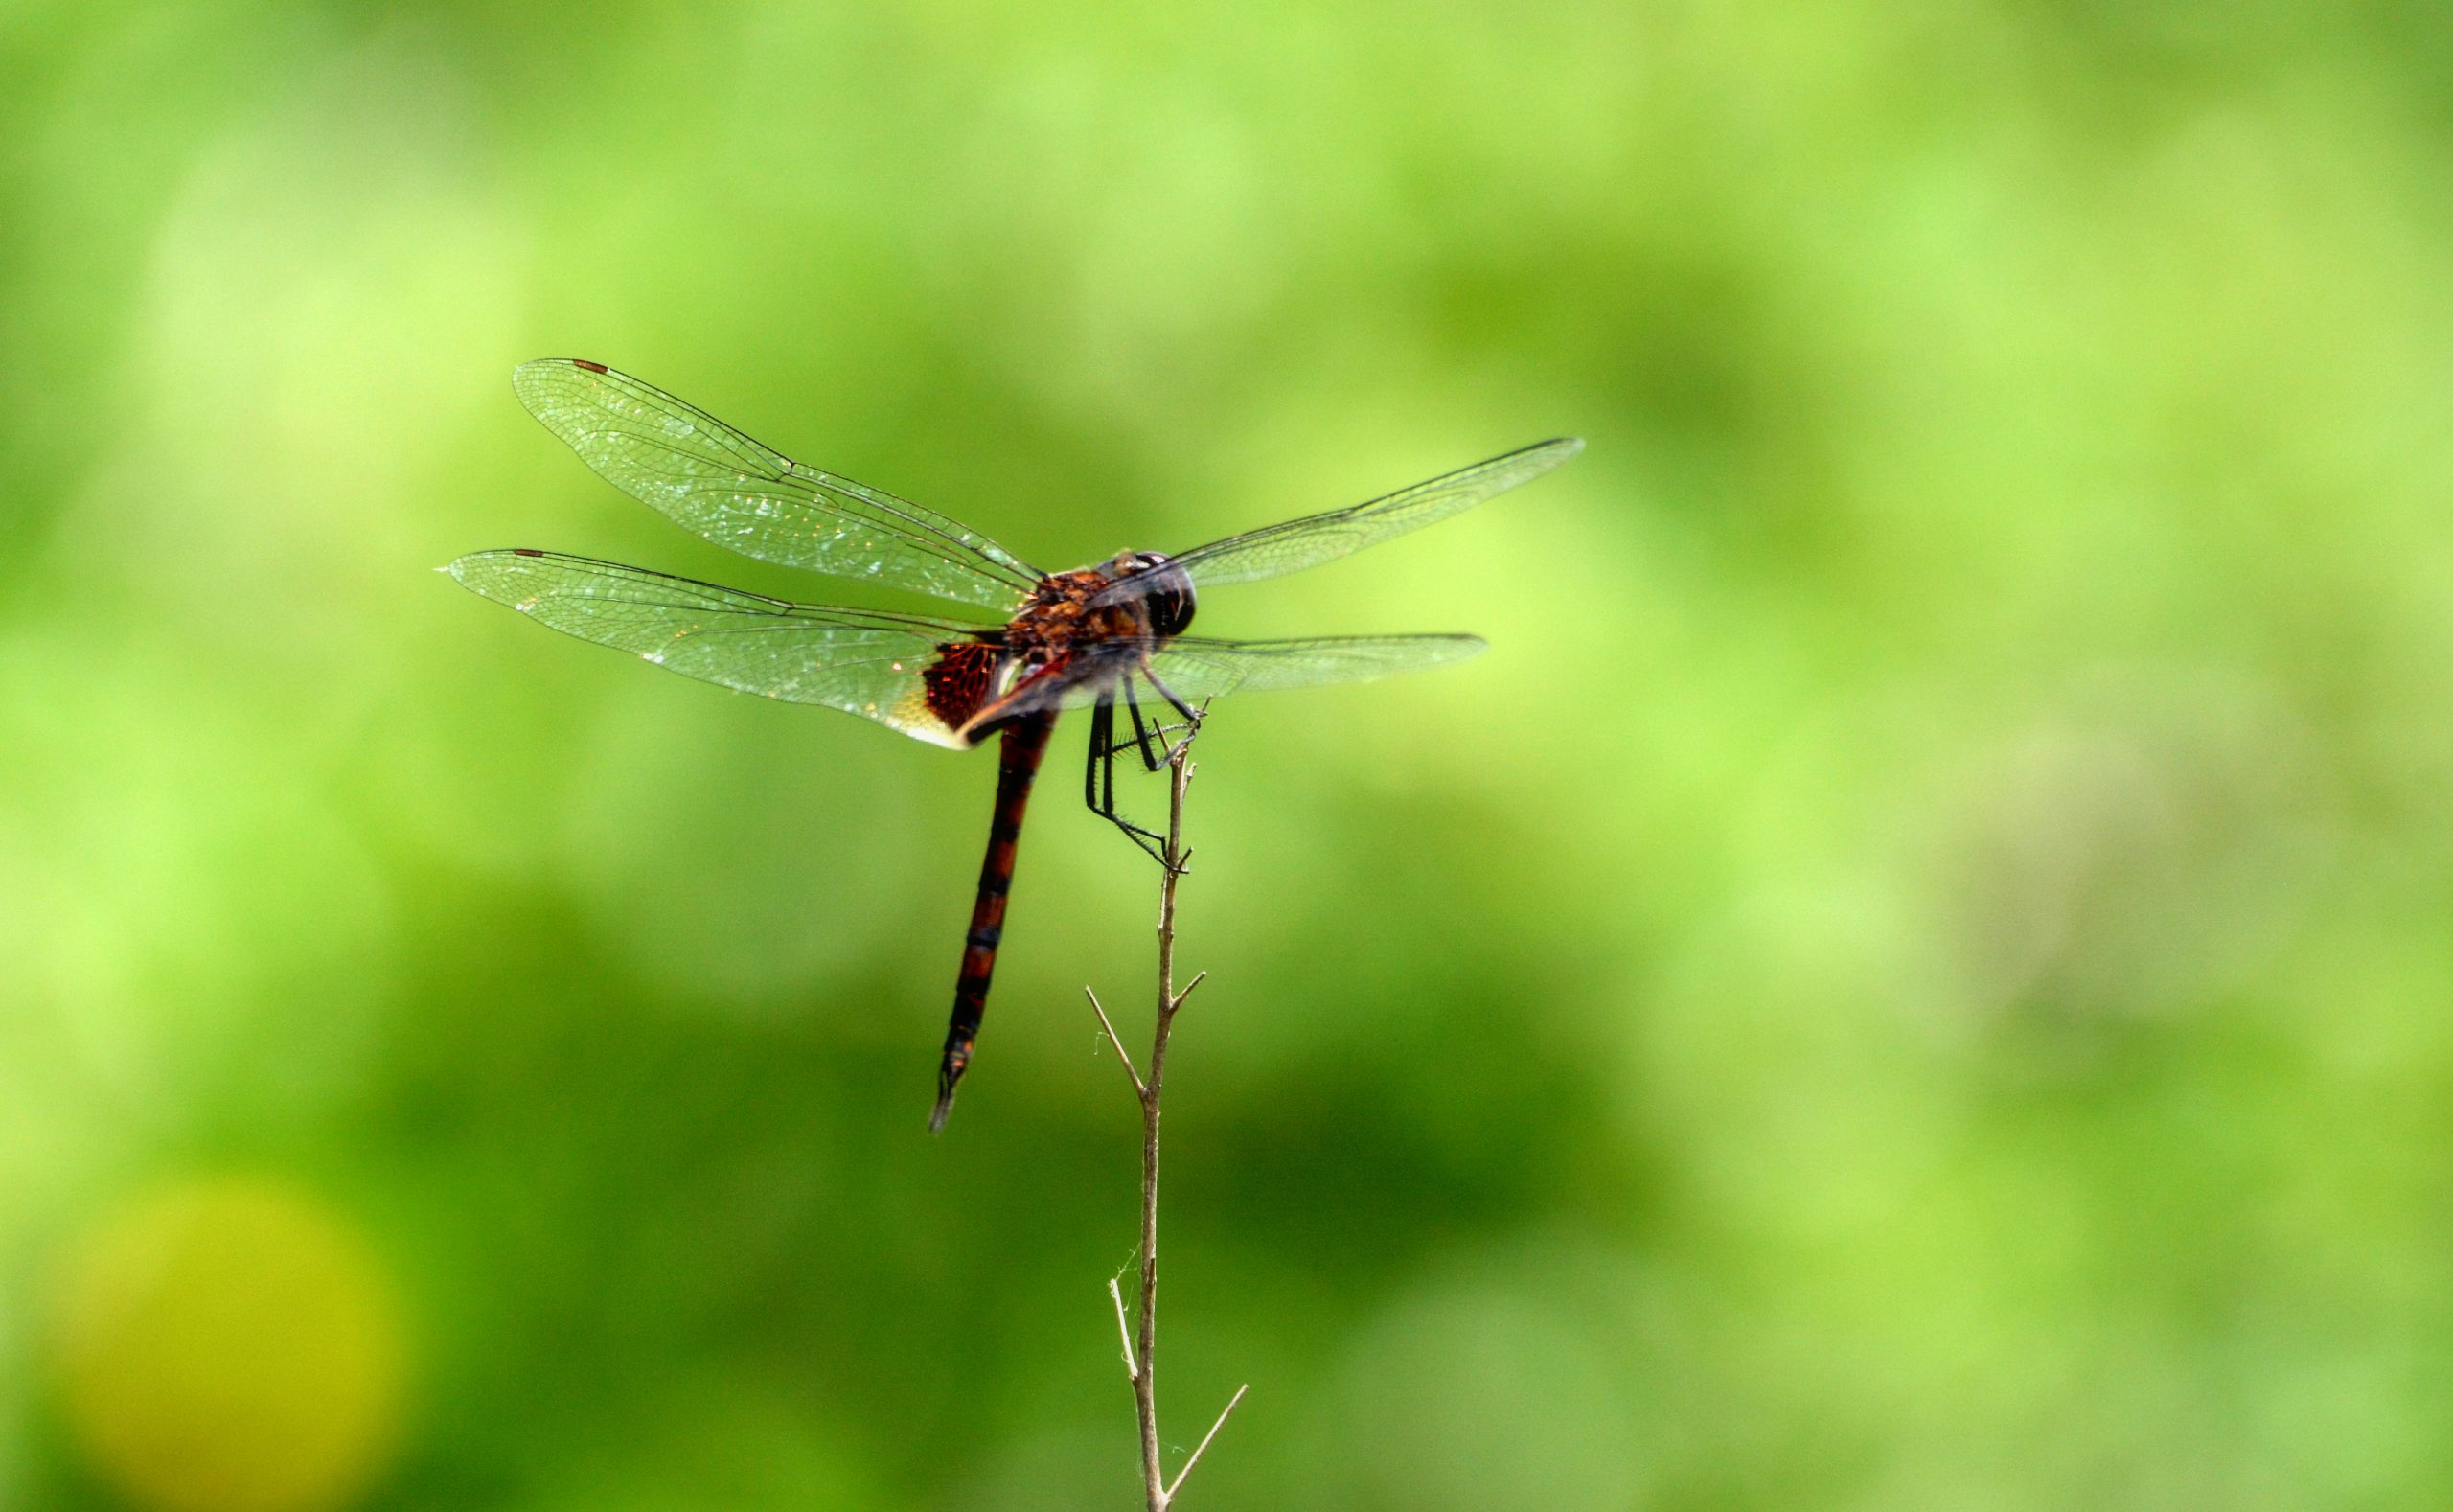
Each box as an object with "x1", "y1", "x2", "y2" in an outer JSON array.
[{"x1": 49, "y1": 1176, "x2": 409, "y2": 1512}]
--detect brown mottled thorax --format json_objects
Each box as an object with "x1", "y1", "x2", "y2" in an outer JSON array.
[
  {"x1": 1003, "y1": 556, "x2": 1165, "y2": 665},
  {"x1": 921, "y1": 553, "x2": 1191, "y2": 741}
]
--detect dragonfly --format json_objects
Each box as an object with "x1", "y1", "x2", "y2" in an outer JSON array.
[{"x1": 448, "y1": 359, "x2": 1580, "y2": 1129}]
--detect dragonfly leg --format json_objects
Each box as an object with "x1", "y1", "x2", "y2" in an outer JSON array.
[
  {"x1": 1142, "y1": 668, "x2": 1206, "y2": 764},
  {"x1": 1084, "y1": 691, "x2": 1170, "y2": 865},
  {"x1": 1145, "y1": 667, "x2": 1200, "y2": 725},
  {"x1": 1087, "y1": 693, "x2": 1115, "y2": 812},
  {"x1": 1122, "y1": 681, "x2": 1168, "y2": 773}
]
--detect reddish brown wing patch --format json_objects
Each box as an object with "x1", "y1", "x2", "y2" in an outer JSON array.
[
  {"x1": 573, "y1": 358, "x2": 608, "y2": 374},
  {"x1": 924, "y1": 641, "x2": 1001, "y2": 731}
]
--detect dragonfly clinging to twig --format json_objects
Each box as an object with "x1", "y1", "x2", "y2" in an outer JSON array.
[{"x1": 448, "y1": 359, "x2": 1580, "y2": 1128}]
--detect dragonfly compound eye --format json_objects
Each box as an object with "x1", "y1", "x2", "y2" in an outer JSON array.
[{"x1": 1131, "y1": 552, "x2": 1197, "y2": 637}]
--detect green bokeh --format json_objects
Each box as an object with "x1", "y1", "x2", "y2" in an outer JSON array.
[{"x1": 5, "y1": 3, "x2": 2450, "y2": 1508}]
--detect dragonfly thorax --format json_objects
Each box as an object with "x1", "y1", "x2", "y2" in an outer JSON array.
[{"x1": 1005, "y1": 564, "x2": 1156, "y2": 661}]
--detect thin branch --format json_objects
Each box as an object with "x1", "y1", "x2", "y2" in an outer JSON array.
[
  {"x1": 1086, "y1": 986, "x2": 1147, "y2": 1096},
  {"x1": 1090, "y1": 700, "x2": 1240, "y2": 1510},
  {"x1": 1128, "y1": 734, "x2": 1195, "y2": 1508},
  {"x1": 1163, "y1": 1384, "x2": 1249, "y2": 1502},
  {"x1": 1108, "y1": 1276, "x2": 1138, "y2": 1376}
]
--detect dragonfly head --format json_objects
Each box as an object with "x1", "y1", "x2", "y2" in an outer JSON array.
[{"x1": 1115, "y1": 551, "x2": 1197, "y2": 637}]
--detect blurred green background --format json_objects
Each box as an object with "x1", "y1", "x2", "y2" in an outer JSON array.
[{"x1": 4, "y1": 2, "x2": 2449, "y2": 1508}]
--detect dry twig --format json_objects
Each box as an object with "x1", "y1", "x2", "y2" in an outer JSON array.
[{"x1": 1088, "y1": 709, "x2": 1246, "y2": 1509}]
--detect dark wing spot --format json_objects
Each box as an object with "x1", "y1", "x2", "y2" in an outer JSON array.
[
  {"x1": 512, "y1": 547, "x2": 544, "y2": 557},
  {"x1": 924, "y1": 642, "x2": 1000, "y2": 730},
  {"x1": 573, "y1": 359, "x2": 608, "y2": 374}
]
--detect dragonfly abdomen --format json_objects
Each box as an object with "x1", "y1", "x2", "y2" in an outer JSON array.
[{"x1": 931, "y1": 711, "x2": 1057, "y2": 1131}]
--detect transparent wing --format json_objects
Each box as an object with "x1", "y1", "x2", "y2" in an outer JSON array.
[
  {"x1": 514, "y1": 359, "x2": 1043, "y2": 611},
  {"x1": 1147, "y1": 633, "x2": 1488, "y2": 699},
  {"x1": 447, "y1": 550, "x2": 999, "y2": 748},
  {"x1": 987, "y1": 633, "x2": 1487, "y2": 722},
  {"x1": 1097, "y1": 437, "x2": 1581, "y2": 605}
]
